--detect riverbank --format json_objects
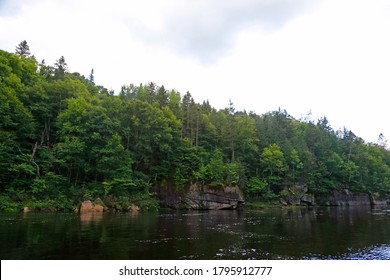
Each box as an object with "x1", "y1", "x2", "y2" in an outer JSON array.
[
  {"x1": 0, "y1": 193, "x2": 159, "y2": 213},
  {"x1": 1, "y1": 186, "x2": 389, "y2": 213}
]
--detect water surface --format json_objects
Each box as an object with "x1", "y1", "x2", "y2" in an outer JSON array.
[{"x1": 1, "y1": 206, "x2": 389, "y2": 259}]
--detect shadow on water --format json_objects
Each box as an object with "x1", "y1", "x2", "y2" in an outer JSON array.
[{"x1": 0, "y1": 206, "x2": 389, "y2": 259}]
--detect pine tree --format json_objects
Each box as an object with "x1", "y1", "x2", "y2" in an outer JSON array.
[
  {"x1": 89, "y1": 69, "x2": 94, "y2": 84},
  {"x1": 54, "y1": 56, "x2": 68, "y2": 79},
  {"x1": 15, "y1": 40, "x2": 31, "y2": 56}
]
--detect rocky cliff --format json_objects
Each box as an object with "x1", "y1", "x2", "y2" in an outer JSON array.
[
  {"x1": 281, "y1": 184, "x2": 316, "y2": 206},
  {"x1": 317, "y1": 189, "x2": 388, "y2": 207},
  {"x1": 155, "y1": 182, "x2": 388, "y2": 210},
  {"x1": 281, "y1": 185, "x2": 388, "y2": 207},
  {"x1": 317, "y1": 189, "x2": 371, "y2": 206},
  {"x1": 156, "y1": 183, "x2": 245, "y2": 210}
]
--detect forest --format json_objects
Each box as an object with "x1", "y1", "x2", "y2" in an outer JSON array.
[{"x1": 1, "y1": 41, "x2": 390, "y2": 211}]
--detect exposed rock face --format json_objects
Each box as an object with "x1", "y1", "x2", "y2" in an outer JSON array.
[
  {"x1": 301, "y1": 194, "x2": 316, "y2": 206},
  {"x1": 128, "y1": 204, "x2": 140, "y2": 212},
  {"x1": 93, "y1": 204, "x2": 104, "y2": 212},
  {"x1": 80, "y1": 200, "x2": 93, "y2": 213},
  {"x1": 80, "y1": 198, "x2": 106, "y2": 213},
  {"x1": 282, "y1": 184, "x2": 316, "y2": 206},
  {"x1": 284, "y1": 186, "x2": 389, "y2": 207},
  {"x1": 369, "y1": 193, "x2": 389, "y2": 206},
  {"x1": 157, "y1": 183, "x2": 245, "y2": 210},
  {"x1": 317, "y1": 189, "x2": 371, "y2": 206}
]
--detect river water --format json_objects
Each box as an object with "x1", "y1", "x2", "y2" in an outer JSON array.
[{"x1": 1, "y1": 206, "x2": 390, "y2": 260}]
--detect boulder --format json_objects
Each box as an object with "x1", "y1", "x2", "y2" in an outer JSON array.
[
  {"x1": 93, "y1": 204, "x2": 104, "y2": 212},
  {"x1": 80, "y1": 199, "x2": 106, "y2": 213},
  {"x1": 80, "y1": 200, "x2": 93, "y2": 213},
  {"x1": 301, "y1": 194, "x2": 315, "y2": 206},
  {"x1": 128, "y1": 204, "x2": 140, "y2": 212},
  {"x1": 283, "y1": 184, "x2": 316, "y2": 206}
]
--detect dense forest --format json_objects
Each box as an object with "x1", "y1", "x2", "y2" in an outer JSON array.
[{"x1": 1, "y1": 42, "x2": 390, "y2": 211}]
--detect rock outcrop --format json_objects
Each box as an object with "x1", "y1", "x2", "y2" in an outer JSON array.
[
  {"x1": 156, "y1": 183, "x2": 245, "y2": 210},
  {"x1": 80, "y1": 198, "x2": 106, "y2": 213},
  {"x1": 369, "y1": 193, "x2": 389, "y2": 206},
  {"x1": 317, "y1": 189, "x2": 371, "y2": 206},
  {"x1": 301, "y1": 194, "x2": 316, "y2": 206},
  {"x1": 281, "y1": 184, "x2": 316, "y2": 206},
  {"x1": 128, "y1": 204, "x2": 140, "y2": 212},
  {"x1": 283, "y1": 186, "x2": 389, "y2": 207}
]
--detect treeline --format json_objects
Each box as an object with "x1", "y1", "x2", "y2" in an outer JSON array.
[{"x1": 1, "y1": 42, "x2": 390, "y2": 211}]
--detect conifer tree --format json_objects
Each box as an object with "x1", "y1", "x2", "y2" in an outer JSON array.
[
  {"x1": 15, "y1": 40, "x2": 31, "y2": 56},
  {"x1": 54, "y1": 56, "x2": 68, "y2": 79}
]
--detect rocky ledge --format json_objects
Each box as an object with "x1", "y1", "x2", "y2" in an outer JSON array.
[
  {"x1": 317, "y1": 189, "x2": 370, "y2": 206},
  {"x1": 280, "y1": 185, "x2": 389, "y2": 207},
  {"x1": 317, "y1": 189, "x2": 388, "y2": 207},
  {"x1": 281, "y1": 184, "x2": 315, "y2": 206},
  {"x1": 156, "y1": 183, "x2": 245, "y2": 210}
]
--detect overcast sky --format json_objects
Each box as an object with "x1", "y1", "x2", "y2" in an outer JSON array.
[{"x1": 1, "y1": 0, "x2": 390, "y2": 144}]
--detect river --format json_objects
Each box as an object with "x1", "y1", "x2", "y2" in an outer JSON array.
[{"x1": 1, "y1": 206, "x2": 390, "y2": 259}]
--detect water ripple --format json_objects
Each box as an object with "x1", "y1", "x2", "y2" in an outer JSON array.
[{"x1": 305, "y1": 244, "x2": 390, "y2": 260}]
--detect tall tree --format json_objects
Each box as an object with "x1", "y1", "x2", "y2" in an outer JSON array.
[
  {"x1": 226, "y1": 99, "x2": 236, "y2": 161},
  {"x1": 0, "y1": 85, "x2": 36, "y2": 189},
  {"x1": 89, "y1": 68, "x2": 94, "y2": 84},
  {"x1": 15, "y1": 40, "x2": 31, "y2": 57},
  {"x1": 54, "y1": 56, "x2": 68, "y2": 79},
  {"x1": 181, "y1": 91, "x2": 200, "y2": 146},
  {"x1": 261, "y1": 143, "x2": 286, "y2": 188},
  {"x1": 377, "y1": 133, "x2": 388, "y2": 149},
  {"x1": 155, "y1": 85, "x2": 169, "y2": 108}
]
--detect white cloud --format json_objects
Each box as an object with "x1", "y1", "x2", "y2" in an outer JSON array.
[
  {"x1": 1, "y1": 0, "x2": 390, "y2": 143},
  {"x1": 125, "y1": 0, "x2": 316, "y2": 62}
]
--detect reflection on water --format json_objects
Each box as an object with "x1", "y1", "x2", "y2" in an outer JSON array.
[
  {"x1": 0, "y1": 206, "x2": 389, "y2": 259},
  {"x1": 80, "y1": 212, "x2": 103, "y2": 224}
]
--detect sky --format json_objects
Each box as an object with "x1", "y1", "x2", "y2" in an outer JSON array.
[{"x1": 1, "y1": 0, "x2": 390, "y2": 144}]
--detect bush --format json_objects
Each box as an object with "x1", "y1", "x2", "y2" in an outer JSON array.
[
  {"x1": 130, "y1": 192, "x2": 159, "y2": 211},
  {"x1": 0, "y1": 194, "x2": 21, "y2": 212},
  {"x1": 245, "y1": 177, "x2": 277, "y2": 201}
]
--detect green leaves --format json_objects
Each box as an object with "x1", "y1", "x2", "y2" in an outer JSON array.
[
  {"x1": 1, "y1": 46, "x2": 390, "y2": 210},
  {"x1": 0, "y1": 63, "x2": 36, "y2": 188},
  {"x1": 261, "y1": 144, "x2": 286, "y2": 178},
  {"x1": 245, "y1": 177, "x2": 276, "y2": 200}
]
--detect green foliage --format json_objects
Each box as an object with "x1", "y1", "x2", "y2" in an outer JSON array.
[
  {"x1": 207, "y1": 149, "x2": 225, "y2": 184},
  {"x1": 30, "y1": 172, "x2": 67, "y2": 197},
  {"x1": 288, "y1": 149, "x2": 303, "y2": 182},
  {"x1": 130, "y1": 192, "x2": 159, "y2": 211},
  {"x1": 1, "y1": 47, "x2": 390, "y2": 212},
  {"x1": 0, "y1": 194, "x2": 21, "y2": 212},
  {"x1": 102, "y1": 177, "x2": 148, "y2": 197},
  {"x1": 246, "y1": 177, "x2": 268, "y2": 198},
  {"x1": 171, "y1": 143, "x2": 201, "y2": 187},
  {"x1": 261, "y1": 144, "x2": 286, "y2": 175},
  {"x1": 261, "y1": 144, "x2": 286, "y2": 191}
]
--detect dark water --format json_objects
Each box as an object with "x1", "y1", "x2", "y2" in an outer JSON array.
[{"x1": 1, "y1": 206, "x2": 390, "y2": 260}]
